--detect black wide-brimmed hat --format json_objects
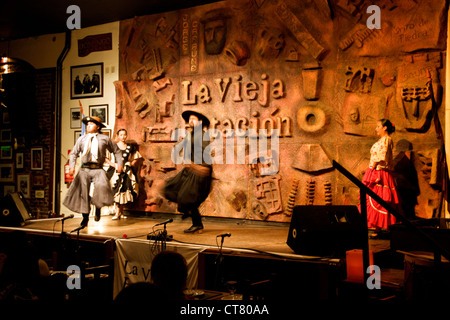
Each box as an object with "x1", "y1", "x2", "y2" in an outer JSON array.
[
  {"x1": 181, "y1": 110, "x2": 210, "y2": 127},
  {"x1": 82, "y1": 116, "x2": 105, "y2": 129}
]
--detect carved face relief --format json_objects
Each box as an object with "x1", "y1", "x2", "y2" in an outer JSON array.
[
  {"x1": 349, "y1": 107, "x2": 360, "y2": 123},
  {"x1": 204, "y1": 19, "x2": 227, "y2": 55}
]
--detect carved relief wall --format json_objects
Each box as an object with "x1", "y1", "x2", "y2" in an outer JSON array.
[{"x1": 115, "y1": 0, "x2": 447, "y2": 222}]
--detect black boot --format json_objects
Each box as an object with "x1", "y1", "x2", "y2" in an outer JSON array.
[
  {"x1": 81, "y1": 214, "x2": 89, "y2": 227},
  {"x1": 95, "y1": 207, "x2": 101, "y2": 221},
  {"x1": 184, "y1": 225, "x2": 203, "y2": 233}
]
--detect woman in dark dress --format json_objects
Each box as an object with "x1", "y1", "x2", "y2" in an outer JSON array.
[{"x1": 106, "y1": 129, "x2": 142, "y2": 220}]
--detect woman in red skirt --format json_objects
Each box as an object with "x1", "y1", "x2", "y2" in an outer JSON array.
[{"x1": 361, "y1": 119, "x2": 399, "y2": 237}]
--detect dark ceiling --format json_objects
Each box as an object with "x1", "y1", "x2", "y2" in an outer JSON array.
[{"x1": 0, "y1": 0, "x2": 220, "y2": 41}]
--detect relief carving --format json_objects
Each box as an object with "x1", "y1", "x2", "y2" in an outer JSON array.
[
  {"x1": 200, "y1": 9, "x2": 231, "y2": 55},
  {"x1": 256, "y1": 26, "x2": 285, "y2": 60},
  {"x1": 115, "y1": 0, "x2": 446, "y2": 221},
  {"x1": 344, "y1": 66, "x2": 375, "y2": 93},
  {"x1": 397, "y1": 52, "x2": 442, "y2": 133},
  {"x1": 274, "y1": 0, "x2": 327, "y2": 60}
]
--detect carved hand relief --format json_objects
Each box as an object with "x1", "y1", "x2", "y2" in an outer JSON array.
[{"x1": 396, "y1": 52, "x2": 442, "y2": 133}]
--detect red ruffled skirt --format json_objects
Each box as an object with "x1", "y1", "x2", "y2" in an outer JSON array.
[{"x1": 359, "y1": 168, "x2": 399, "y2": 229}]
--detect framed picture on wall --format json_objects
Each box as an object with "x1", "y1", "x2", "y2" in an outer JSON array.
[
  {"x1": 16, "y1": 152, "x2": 24, "y2": 169},
  {"x1": 33, "y1": 175, "x2": 44, "y2": 186},
  {"x1": 70, "y1": 63, "x2": 103, "y2": 99},
  {"x1": 74, "y1": 130, "x2": 82, "y2": 144},
  {"x1": 17, "y1": 174, "x2": 30, "y2": 198},
  {"x1": 89, "y1": 104, "x2": 108, "y2": 125},
  {"x1": 0, "y1": 145, "x2": 12, "y2": 160},
  {"x1": 35, "y1": 190, "x2": 45, "y2": 199},
  {"x1": 3, "y1": 185, "x2": 15, "y2": 197},
  {"x1": 31, "y1": 147, "x2": 43, "y2": 170},
  {"x1": 2, "y1": 112, "x2": 10, "y2": 125},
  {"x1": 0, "y1": 163, "x2": 14, "y2": 182},
  {"x1": 0, "y1": 129, "x2": 11, "y2": 142},
  {"x1": 70, "y1": 108, "x2": 82, "y2": 129},
  {"x1": 102, "y1": 129, "x2": 111, "y2": 138}
]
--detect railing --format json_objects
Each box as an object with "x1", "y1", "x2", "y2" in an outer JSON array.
[{"x1": 332, "y1": 160, "x2": 450, "y2": 285}]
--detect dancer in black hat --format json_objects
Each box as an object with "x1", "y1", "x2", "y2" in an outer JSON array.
[
  {"x1": 163, "y1": 110, "x2": 212, "y2": 233},
  {"x1": 64, "y1": 116, "x2": 124, "y2": 228}
]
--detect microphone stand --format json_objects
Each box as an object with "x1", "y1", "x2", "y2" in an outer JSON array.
[
  {"x1": 214, "y1": 235, "x2": 227, "y2": 290},
  {"x1": 148, "y1": 221, "x2": 173, "y2": 252},
  {"x1": 61, "y1": 218, "x2": 67, "y2": 238},
  {"x1": 70, "y1": 225, "x2": 85, "y2": 266},
  {"x1": 160, "y1": 223, "x2": 168, "y2": 251},
  {"x1": 74, "y1": 228, "x2": 82, "y2": 265},
  {"x1": 57, "y1": 218, "x2": 69, "y2": 270}
]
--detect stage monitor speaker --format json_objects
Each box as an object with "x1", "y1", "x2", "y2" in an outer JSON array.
[
  {"x1": 286, "y1": 205, "x2": 365, "y2": 257},
  {"x1": 0, "y1": 192, "x2": 32, "y2": 227}
]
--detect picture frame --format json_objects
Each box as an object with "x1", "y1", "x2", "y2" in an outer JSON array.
[
  {"x1": 35, "y1": 190, "x2": 45, "y2": 199},
  {"x1": 70, "y1": 63, "x2": 103, "y2": 99},
  {"x1": 0, "y1": 163, "x2": 14, "y2": 182},
  {"x1": 31, "y1": 147, "x2": 43, "y2": 170},
  {"x1": 0, "y1": 145, "x2": 12, "y2": 160},
  {"x1": 70, "y1": 107, "x2": 82, "y2": 129},
  {"x1": 16, "y1": 137, "x2": 25, "y2": 149},
  {"x1": 2, "y1": 111, "x2": 10, "y2": 124},
  {"x1": 16, "y1": 152, "x2": 24, "y2": 169},
  {"x1": 3, "y1": 185, "x2": 15, "y2": 197},
  {"x1": 33, "y1": 175, "x2": 44, "y2": 186},
  {"x1": 89, "y1": 104, "x2": 108, "y2": 125},
  {"x1": 74, "y1": 130, "x2": 82, "y2": 144},
  {"x1": 102, "y1": 129, "x2": 111, "y2": 139},
  {"x1": 17, "y1": 174, "x2": 30, "y2": 198},
  {"x1": 0, "y1": 129, "x2": 11, "y2": 142}
]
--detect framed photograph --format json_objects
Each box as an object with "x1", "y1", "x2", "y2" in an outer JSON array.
[
  {"x1": 3, "y1": 185, "x2": 15, "y2": 197},
  {"x1": 70, "y1": 63, "x2": 103, "y2": 99},
  {"x1": 102, "y1": 129, "x2": 111, "y2": 138},
  {"x1": 0, "y1": 129, "x2": 11, "y2": 142},
  {"x1": 16, "y1": 152, "x2": 24, "y2": 169},
  {"x1": 70, "y1": 107, "x2": 82, "y2": 129},
  {"x1": 89, "y1": 104, "x2": 108, "y2": 125},
  {"x1": 31, "y1": 147, "x2": 43, "y2": 170},
  {"x1": 17, "y1": 174, "x2": 30, "y2": 198},
  {"x1": 33, "y1": 175, "x2": 44, "y2": 186},
  {"x1": 16, "y1": 137, "x2": 25, "y2": 149},
  {"x1": 0, "y1": 163, "x2": 14, "y2": 182},
  {"x1": 2, "y1": 111, "x2": 10, "y2": 124},
  {"x1": 0, "y1": 145, "x2": 12, "y2": 160},
  {"x1": 35, "y1": 190, "x2": 45, "y2": 199},
  {"x1": 74, "y1": 130, "x2": 82, "y2": 144}
]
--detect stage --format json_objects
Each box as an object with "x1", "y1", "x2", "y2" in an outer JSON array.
[
  {"x1": 18, "y1": 212, "x2": 389, "y2": 255},
  {"x1": 0, "y1": 212, "x2": 403, "y2": 301}
]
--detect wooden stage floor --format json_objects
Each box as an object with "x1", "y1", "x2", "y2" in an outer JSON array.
[{"x1": 20, "y1": 212, "x2": 389, "y2": 256}]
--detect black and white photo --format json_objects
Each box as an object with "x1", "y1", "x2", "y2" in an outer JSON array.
[{"x1": 71, "y1": 63, "x2": 103, "y2": 99}]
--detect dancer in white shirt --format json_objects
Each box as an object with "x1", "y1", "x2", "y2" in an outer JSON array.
[{"x1": 63, "y1": 116, "x2": 124, "y2": 228}]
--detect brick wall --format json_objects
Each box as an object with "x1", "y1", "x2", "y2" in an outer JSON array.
[
  {"x1": 0, "y1": 68, "x2": 56, "y2": 218},
  {"x1": 29, "y1": 68, "x2": 56, "y2": 217}
]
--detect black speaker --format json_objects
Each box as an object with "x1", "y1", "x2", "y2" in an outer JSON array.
[
  {"x1": 287, "y1": 205, "x2": 365, "y2": 257},
  {"x1": 0, "y1": 192, "x2": 32, "y2": 226}
]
